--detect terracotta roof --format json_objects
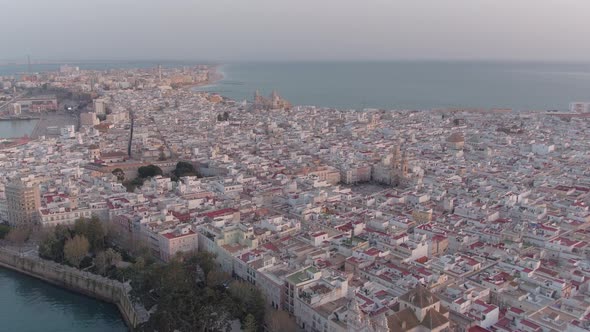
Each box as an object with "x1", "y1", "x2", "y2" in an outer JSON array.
[
  {"x1": 386, "y1": 308, "x2": 420, "y2": 332},
  {"x1": 399, "y1": 284, "x2": 440, "y2": 309},
  {"x1": 421, "y1": 308, "x2": 449, "y2": 329}
]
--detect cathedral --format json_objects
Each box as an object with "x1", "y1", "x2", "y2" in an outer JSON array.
[
  {"x1": 372, "y1": 144, "x2": 421, "y2": 188},
  {"x1": 346, "y1": 285, "x2": 450, "y2": 332},
  {"x1": 252, "y1": 90, "x2": 292, "y2": 110}
]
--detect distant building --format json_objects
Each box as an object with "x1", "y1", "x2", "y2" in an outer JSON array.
[
  {"x1": 93, "y1": 98, "x2": 107, "y2": 115},
  {"x1": 60, "y1": 125, "x2": 75, "y2": 139},
  {"x1": 253, "y1": 90, "x2": 291, "y2": 110},
  {"x1": 18, "y1": 96, "x2": 58, "y2": 112},
  {"x1": 372, "y1": 144, "x2": 419, "y2": 187},
  {"x1": 5, "y1": 178, "x2": 41, "y2": 226},
  {"x1": 80, "y1": 112, "x2": 100, "y2": 126},
  {"x1": 87, "y1": 144, "x2": 101, "y2": 161},
  {"x1": 569, "y1": 102, "x2": 590, "y2": 113},
  {"x1": 9, "y1": 103, "x2": 21, "y2": 115},
  {"x1": 59, "y1": 64, "x2": 79, "y2": 74},
  {"x1": 106, "y1": 111, "x2": 128, "y2": 124},
  {"x1": 446, "y1": 132, "x2": 465, "y2": 150}
]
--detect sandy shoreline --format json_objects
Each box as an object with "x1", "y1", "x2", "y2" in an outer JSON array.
[{"x1": 184, "y1": 64, "x2": 225, "y2": 92}]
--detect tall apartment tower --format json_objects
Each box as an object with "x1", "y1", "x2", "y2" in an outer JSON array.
[
  {"x1": 94, "y1": 98, "x2": 107, "y2": 115},
  {"x1": 5, "y1": 178, "x2": 41, "y2": 226}
]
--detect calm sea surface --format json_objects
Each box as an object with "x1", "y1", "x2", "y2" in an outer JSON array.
[
  {"x1": 196, "y1": 62, "x2": 590, "y2": 110},
  {"x1": 0, "y1": 120, "x2": 38, "y2": 138},
  {"x1": 0, "y1": 267, "x2": 127, "y2": 332}
]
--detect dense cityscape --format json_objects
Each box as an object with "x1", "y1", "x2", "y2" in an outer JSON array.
[{"x1": 1, "y1": 64, "x2": 590, "y2": 332}]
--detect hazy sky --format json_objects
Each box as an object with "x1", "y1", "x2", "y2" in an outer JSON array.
[{"x1": 2, "y1": 0, "x2": 590, "y2": 62}]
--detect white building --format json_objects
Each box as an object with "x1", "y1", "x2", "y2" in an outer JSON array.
[
  {"x1": 569, "y1": 102, "x2": 590, "y2": 113},
  {"x1": 60, "y1": 125, "x2": 76, "y2": 139}
]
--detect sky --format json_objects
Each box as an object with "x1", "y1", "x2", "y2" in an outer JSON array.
[{"x1": 1, "y1": 0, "x2": 590, "y2": 63}]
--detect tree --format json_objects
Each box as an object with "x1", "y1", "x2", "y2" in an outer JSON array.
[
  {"x1": 158, "y1": 150, "x2": 167, "y2": 161},
  {"x1": 223, "y1": 111, "x2": 229, "y2": 121},
  {"x1": 266, "y1": 309, "x2": 297, "y2": 332},
  {"x1": 63, "y1": 235, "x2": 89, "y2": 267},
  {"x1": 112, "y1": 168, "x2": 125, "y2": 182},
  {"x1": 39, "y1": 231, "x2": 60, "y2": 261},
  {"x1": 173, "y1": 161, "x2": 197, "y2": 178},
  {"x1": 184, "y1": 251, "x2": 217, "y2": 283},
  {"x1": 86, "y1": 216, "x2": 106, "y2": 252},
  {"x1": 73, "y1": 216, "x2": 106, "y2": 252},
  {"x1": 138, "y1": 164, "x2": 163, "y2": 178},
  {"x1": 0, "y1": 224, "x2": 12, "y2": 239},
  {"x1": 39, "y1": 224, "x2": 73, "y2": 262},
  {"x1": 94, "y1": 248, "x2": 122, "y2": 275},
  {"x1": 229, "y1": 281, "x2": 266, "y2": 326},
  {"x1": 5, "y1": 227, "x2": 31, "y2": 246},
  {"x1": 206, "y1": 270, "x2": 230, "y2": 288},
  {"x1": 243, "y1": 314, "x2": 257, "y2": 332}
]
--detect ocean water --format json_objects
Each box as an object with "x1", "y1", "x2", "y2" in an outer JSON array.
[
  {"x1": 196, "y1": 62, "x2": 590, "y2": 110},
  {"x1": 3, "y1": 61, "x2": 589, "y2": 110},
  {"x1": 0, "y1": 267, "x2": 127, "y2": 332},
  {"x1": 0, "y1": 119, "x2": 38, "y2": 138}
]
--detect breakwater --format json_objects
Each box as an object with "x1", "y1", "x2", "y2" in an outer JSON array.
[{"x1": 0, "y1": 248, "x2": 142, "y2": 330}]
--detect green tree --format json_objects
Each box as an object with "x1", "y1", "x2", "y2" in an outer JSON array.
[
  {"x1": 173, "y1": 161, "x2": 197, "y2": 178},
  {"x1": 243, "y1": 314, "x2": 257, "y2": 332},
  {"x1": 63, "y1": 235, "x2": 89, "y2": 267},
  {"x1": 94, "y1": 248, "x2": 122, "y2": 275},
  {"x1": 138, "y1": 164, "x2": 163, "y2": 178},
  {"x1": 266, "y1": 309, "x2": 297, "y2": 332},
  {"x1": 40, "y1": 224, "x2": 73, "y2": 262},
  {"x1": 73, "y1": 217, "x2": 105, "y2": 252},
  {"x1": 39, "y1": 231, "x2": 60, "y2": 261},
  {"x1": 112, "y1": 168, "x2": 125, "y2": 182},
  {"x1": 229, "y1": 281, "x2": 266, "y2": 325},
  {"x1": 73, "y1": 218, "x2": 88, "y2": 238},
  {"x1": 86, "y1": 216, "x2": 106, "y2": 252},
  {"x1": 0, "y1": 224, "x2": 11, "y2": 239},
  {"x1": 5, "y1": 226, "x2": 31, "y2": 246}
]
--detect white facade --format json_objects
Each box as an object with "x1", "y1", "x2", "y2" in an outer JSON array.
[{"x1": 569, "y1": 102, "x2": 590, "y2": 113}]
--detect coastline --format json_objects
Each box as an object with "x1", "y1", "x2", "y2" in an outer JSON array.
[
  {"x1": 187, "y1": 64, "x2": 226, "y2": 92},
  {"x1": 0, "y1": 248, "x2": 139, "y2": 331}
]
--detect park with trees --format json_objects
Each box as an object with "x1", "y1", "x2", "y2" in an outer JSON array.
[
  {"x1": 26, "y1": 216, "x2": 274, "y2": 331},
  {"x1": 122, "y1": 161, "x2": 200, "y2": 192}
]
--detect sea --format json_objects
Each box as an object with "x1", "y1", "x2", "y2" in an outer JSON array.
[
  {"x1": 0, "y1": 119, "x2": 38, "y2": 139},
  {"x1": 0, "y1": 267, "x2": 127, "y2": 332},
  {"x1": 195, "y1": 61, "x2": 590, "y2": 111},
  {"x1": 1, "y1": 61, "x2": 590, "y2": 113}
]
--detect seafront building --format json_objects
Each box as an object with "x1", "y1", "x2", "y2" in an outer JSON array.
[{"x1": 0, "y1": 65, "x2": 589, "y2": 331}]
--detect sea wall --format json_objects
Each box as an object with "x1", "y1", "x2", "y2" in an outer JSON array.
[{"x1": 0, "y1": 248, "x2": 139, "y2": 330}]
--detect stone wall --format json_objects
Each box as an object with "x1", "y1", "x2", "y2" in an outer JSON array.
[{"x1": 0, "y1": 248, "x2": 140, "y2": 330}]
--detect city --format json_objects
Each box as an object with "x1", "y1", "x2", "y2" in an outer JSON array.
[{"x1": 0, "y1": 63, "x2": 589, "y2": 332}]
